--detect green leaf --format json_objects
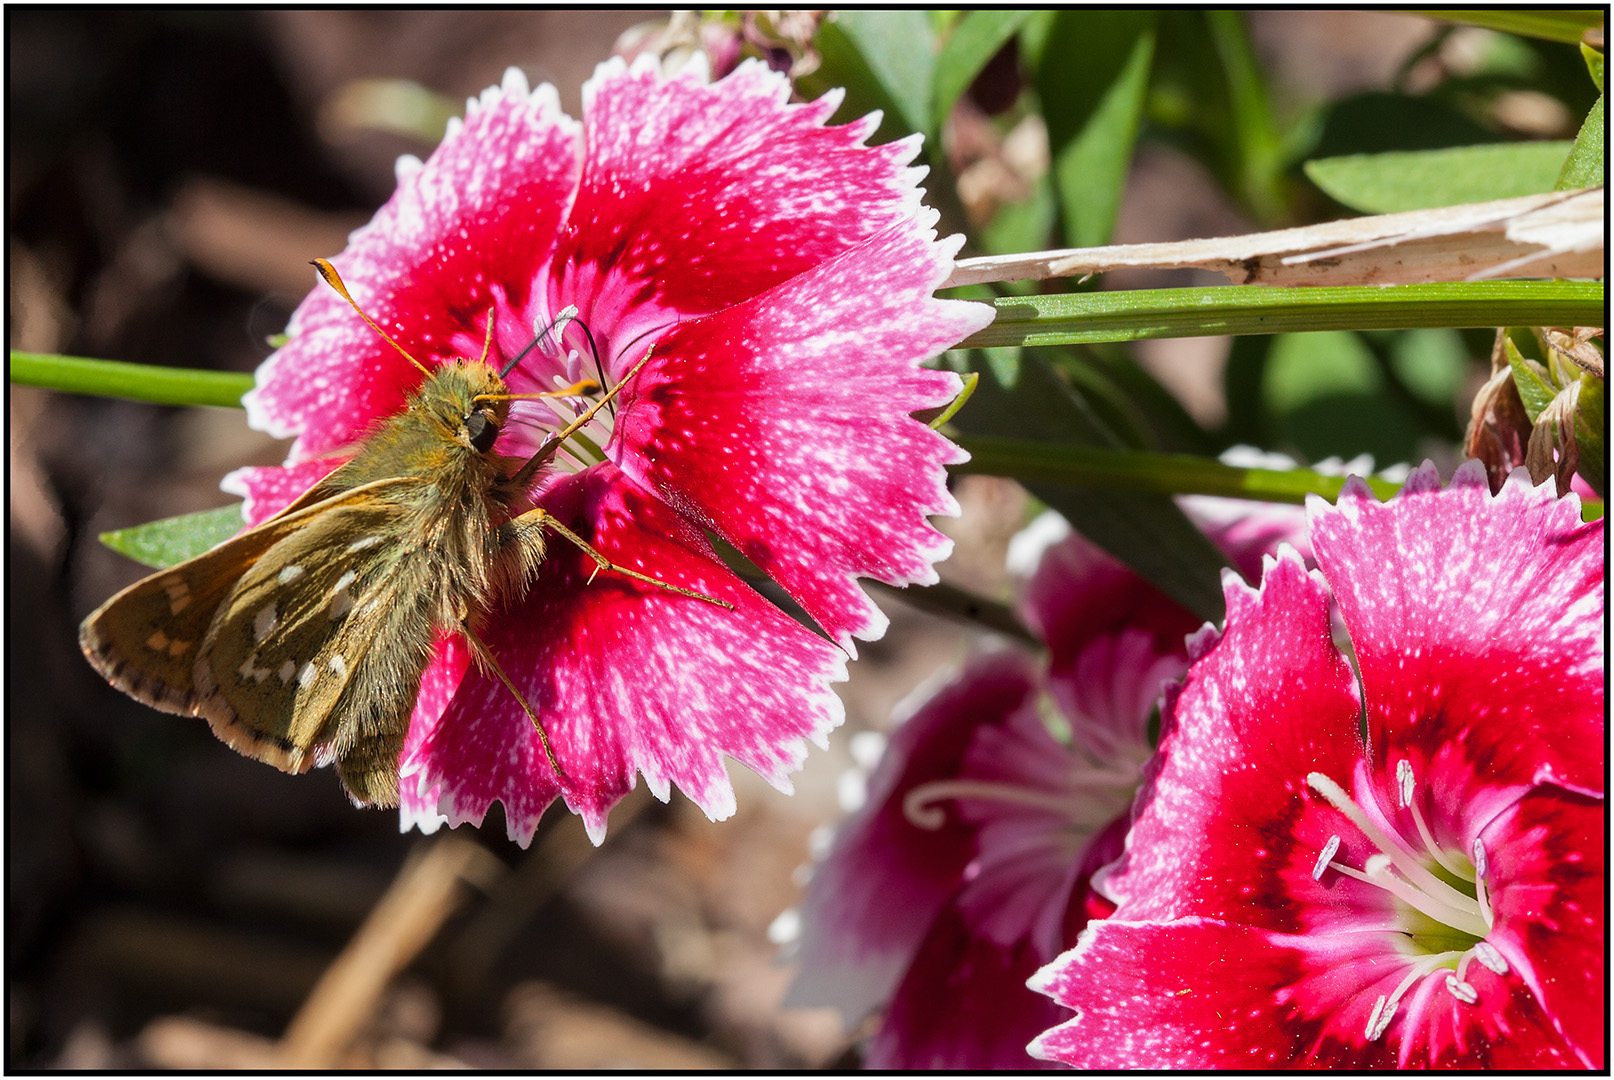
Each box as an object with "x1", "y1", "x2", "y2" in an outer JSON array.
[
  {"x1": 1584, "y1": 43, "x2": 1606, "y2": 91},
  {"x1": 1015, "y1": 10, "x2": 1056, "y2": 68},
  {"x1": 830, "y1": 10, "x2": 937, "y2": 137},
  {"x1": 1303, "y1": 142, "x2": 1575, "y2": 213},
  {"x1": 1301, "y1": 92, "x2": 1499, "y2": 161},
  {"x1": 1221, "y1": 333, "x2": 1276, "y2": 447},
  {"x1": 1038, "y1": 10, "x2": 1157, "y2": 247},
  {"x1": 1151, "y1": 10, "x2": 1295, "y2": 223},
  {"x1": 1505, "y1": 335, "x2": 1560, "y2": 420},
  {"x1": 946, "y1": 348, "x2": 1231, "y2": 623},
  {"x1": 964, "y1": 282, "x2": 1606, "y2": 350},
  {"x1": 1263, "y1": 331, "x2": 1424, "y2": 464},
  {"x1": 1206, "y1": 11, "x2": 1287, "y2": 222},
  {"x1": 1410, "y1": 10, "x2": 1607, "y2": 44},
  {"x1": 100, "y1": 504, "x2": 247, "y2": 570},
  {"x1": 1056, "y1": 342, "x2": 1217, "y2": 454},
  {"x1": 1391, "y1": 328, "x2": 1471, "y2": 409},
  {"x1": 1573, "y1": 373, "x2": 1605, "y2": 497},
  {"x1": 931, "y1": 9, "x2": 1032, "y2": 131},
  {"x1": 799, "y1": 21, "x2": 904, "y2": 139},
  {"x1": 10, "y1": 352, "x2": 254, "y2": 408},
  {"x1": 1556, "y1": 92, "x2": 1605, "y2": 188}
]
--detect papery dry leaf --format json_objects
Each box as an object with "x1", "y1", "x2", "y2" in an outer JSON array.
[
  {"x1": 946, "y1": 188, "x2": 1604, "y2": 288},
  {"x1": 1525, "y1": 379, "x2": 1584, "y2": 496},
  {"x1": 1466, "y1": 330, "x2": 1537, "y2": 493},
  {"x1": 1545, "y1": 326, "x2": 1606, "y2": 378}
]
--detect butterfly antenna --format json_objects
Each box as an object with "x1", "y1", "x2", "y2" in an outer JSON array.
[
  {"x1": 477, "y1": 306, "x2": 497, "y2": 366},
  {"x1": 311, "y1": 259, "x2": 431, "y2": 377}
]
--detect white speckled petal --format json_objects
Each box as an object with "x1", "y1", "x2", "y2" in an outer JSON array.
[
  {"x1": 400, "y1": 466, "x2": 846, "y2": 846},
  {"x1": 788, "y1": 651, "x2": 1039, "y2": 1023},
  {"x1": 244, "y1": 77, "x2": 581, "y2": 460},
  {"x1": 1311, "y1": 462, "x2": 1605, "y2": 801},
  {"x1": 229, "y1": 59, "x2": 990, "y2": 847},
  {"x1": 222, "y1": 456, "x2": 352, "y2": 526},
  {"x1": 1029, "y1": 472, "x2": 1606, "y2": 1069},
  {"x1": 548, "y1": 60, "x2": 926, "y2": 369},
  {"x1": 611, "y1": 213, "x2": 992, "y2": 649}
]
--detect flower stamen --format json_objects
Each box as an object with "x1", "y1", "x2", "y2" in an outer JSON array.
[
  {"x1": 1364, "y1": 950, "x2": 1463, "y2": 1040},
  {"x1": 1324, "y1": 856, "x2": 1487, "y2": 934},
  {"x1": 1313, "y1": 835, "x2": 1341, "y2": 881},
  {"x1": 1472, "y1": 940, "x2": 1508, "y2": 975},
  {"x1": 1472, "y1": 838, "x2": 1494, "y2": 929},
  {"x1": 1396, "y1": 760, "x2": 1467, "y2": 878},
  {"x1": 902, "y1": 772, "x2": 1134, "y2": 831},
  {"x1": 1306, "y1": 773, "x2": 1488, "y2": 937}
]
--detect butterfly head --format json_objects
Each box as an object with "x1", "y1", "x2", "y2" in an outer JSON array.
[{"x1": 418, "y1": 359, "x2": 510, "y2": 456}]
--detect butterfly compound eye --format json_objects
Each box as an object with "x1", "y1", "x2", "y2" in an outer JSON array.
[{"x1": 465, "y1": 411, "x2": 498, "y2": 452}]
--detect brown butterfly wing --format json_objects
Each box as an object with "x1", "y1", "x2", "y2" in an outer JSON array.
[
  {"x1": 80, "y1": 511, "x2": 318, "y2": 716},
  {"x1": 193, "y1": 480, "x2": 443, "y2": 807}
]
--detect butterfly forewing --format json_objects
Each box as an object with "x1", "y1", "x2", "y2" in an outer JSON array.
[
  {"x1": 80, "y1": 511, "x2": 322, "y2": 715},
  {"x1": 199, "y1": 493, "x2": 458, "y2": 810},
  {"x1": 83, "y1": 475, "x2": 442, "y2": 808}
]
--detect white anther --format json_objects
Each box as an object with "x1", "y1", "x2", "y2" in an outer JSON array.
[
  {"x1": 1472, "y1": 941, "x2": 1508, "y2": 975},
  {"x1": 1365, "y1": 995, "x2": 1395, "y2": 1041},
  {"x1": 1444, "y1": 974, "x2": 1478, "y2": 1004},
  {"x1": 1314, "y1": 835, "x2": 1341, "y2": 881},
  {"x1": 1471, "y1": 837, "x2": 1488, "y2": 879},
  {"x1": 1395, "y1": 759, "x2": 1414, "y2": 808}
]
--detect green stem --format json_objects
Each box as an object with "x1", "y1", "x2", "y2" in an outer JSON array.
[
  {"x1": 13, "y1": 351, "x2": 1604, "y2": 521},
  {"x1": 955, "y1": 434, "x2": 1607, "y2": 519},
  {"x1": 958, "y1": 281, "x2": 1605, "y2": 348},
  {"x1": 10, "y1": 352, "x2": 255, "y2": 408},
  {"x1": 959, "y1": 435, "x2": 1392, "y2": 502}
]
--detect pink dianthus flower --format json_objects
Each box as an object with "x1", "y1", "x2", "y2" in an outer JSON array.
[
  {"x1": 784, "y1": 499, "x2": 1308, "y2": 1068},
  {"x1": 1031, "y1": 463, "x2": 1605, "y2": 1069},
  {"x1": 224, "y1": 58, "x2": 991, "y2": 844}
]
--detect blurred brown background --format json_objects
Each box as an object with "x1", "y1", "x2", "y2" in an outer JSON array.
[{"x1": 9, "y1": 9, "x2": 1446, "y2": 1069}]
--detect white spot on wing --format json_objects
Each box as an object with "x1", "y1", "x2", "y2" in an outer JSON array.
[
  {"x1": 254, "y1": 604, "x2": 278, "y2": 643},
  {"x1": 330, "y1": 570, "x2": 358, "y2": 619},
  {"x1": 278, "y1": 564, "x2": 305, "y2": 584},
  {"x1": 298, "y1": 662, "x2": 317, "y2": 689}
]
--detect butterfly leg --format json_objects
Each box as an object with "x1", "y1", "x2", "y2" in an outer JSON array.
[
  {"x1": 508, "y1": 506, "x2": 734, "y2": 609},
  {"x1": 460, "y1": 619, "x2": 567, "y2": 780}
]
